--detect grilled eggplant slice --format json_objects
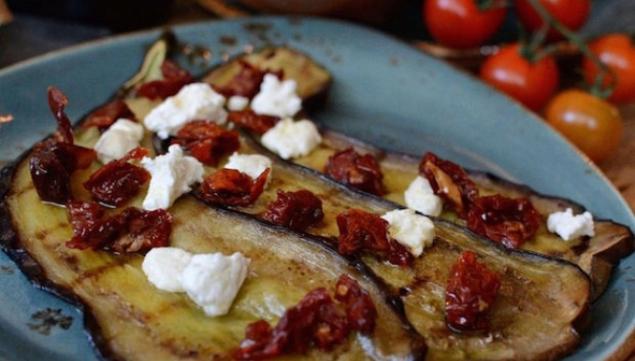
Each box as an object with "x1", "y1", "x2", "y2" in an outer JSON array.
[
  {"x1": 138, "y1": 113, "x2": 590, "y2": 359},
  {"x1": 1, "y1": 131, "x2": 424, "y2": 360},
  {"x1": 0, "y1": 41, "x2": 595, "y2": 361},
  {"x1": 296, "y1": 132, "x2": 633, "y2": 300},
  {"x1": 203, "y1": 49, "x2": 633, "y2": 300}
]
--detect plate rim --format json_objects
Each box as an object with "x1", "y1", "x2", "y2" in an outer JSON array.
[{"x1": 0, "y1": 15, "x2": 634, "y2": 360}]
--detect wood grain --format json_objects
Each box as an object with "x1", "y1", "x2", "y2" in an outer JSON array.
[{"x1": 601, "y1": 104, "x2": 635, "y2": 213}]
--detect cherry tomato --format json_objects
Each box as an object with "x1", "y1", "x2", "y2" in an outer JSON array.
[
  {"x1": 423, "y1": 0, "x2": 507, "y2": 49},
  {"x1": 516, "y1": 0, "x2": 591, "y2": 41},
  {"x1": 546, "y1": 90, "x2": 623, "y2": 163},
  {"x1": 480, "y1": 44, "x2": 559, "y2": 111},
  {"x1": 583, "y1": 34, "x2": 635, "y2": 104}
]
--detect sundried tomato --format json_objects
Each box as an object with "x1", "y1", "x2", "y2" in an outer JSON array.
[
  {"x1": 336, "y1": 209, "x2": 413, "y2": 267},
  {"x1": 30, "y1": 88, "x2": 96, "y2": 205},
  {"x1": 199, "y1": 168, "x2": 270, "y2": 207},
  {"x1": 445, "y1": 251, "x2": 500, "y2": 332},
  {"x1": 67, "y1": 200, "x2": 104, "y2": 242},
  {"x1": 233, "y1": 275, "x2": 376, "y2": 360},
  {"x1": 334, "y1": 275, "x2": 377, "y2": 334},
  {"x1": 47, "y1": 87, "x2": 74, "y2": 144},
  {"x1": 228, "y1": 110, "x2": 279, "y2": 134},
  {"x1": 171, "y1": 121, "x2": 240, "y2": 166},
  {"x1": 137, "y1": 60, "x2": 193, "y2": 100},
  {"x1": 466, "y1": 195, "x2": 541, "y2": 249},
  {"x1": 420, "y1": 152, "x2": 478, "y2": 215},
  {"x1": 262, "y1": 189, "x2": 324, "y2": 231},
  {"x1": 66, "y1": 201, "x2": 172, "y2": 253},
  {"x1": 112, "y1": 207, "x2": 172, "y2": 253},
  {"x1": 213, "y1": 60, "x2": 277, "y2": 99},
  {"x1": 83, "y1": 99, "x2": 135, "y2": 130},
  {"x1": 325, "y1": 148, "x2": 385, "y2": 196},
  {"x1": 83, "y1": 148, "x2": 150, "y2": 207}
]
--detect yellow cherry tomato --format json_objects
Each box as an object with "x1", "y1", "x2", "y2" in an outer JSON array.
[{"x1": 545, "y1": 90, "x2": 623, "y2": 163}]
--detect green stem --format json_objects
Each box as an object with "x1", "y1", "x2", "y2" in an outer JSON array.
[
  {"x1": 522, "y1": 23, "x2": 549, "y2": 61},
  {"x1": 525, "y1": 0, "x2": 614, "y2": 98},
  {"x1": 476, "y1": 0, "x2": 507, "y2": 11}
]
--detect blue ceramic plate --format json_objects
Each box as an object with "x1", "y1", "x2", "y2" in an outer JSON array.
[{"x1": 0, "y1": 17, "x2": 633, "y2": 361}]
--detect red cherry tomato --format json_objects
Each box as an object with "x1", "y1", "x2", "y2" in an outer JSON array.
[
  {"x1": 546, "y1": 90, "x2": 624, "y2": 163},
  {"x1": 423, "y1": 0, "x2": 507, "y2": 49},
  {"x1": 583, "y1": 34, "x2": 635, "y2": 104},
  {"x1": 480, "y1": 44, "x2": 559, "y2": 111},
  {"x1": 516, "y1": 0, "x2": 591, "y2": 40}
]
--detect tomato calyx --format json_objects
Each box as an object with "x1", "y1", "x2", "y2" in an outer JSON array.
[
  {"x1": 475, "y1": 0, "x2": 506, "y2": 11},
  {"x1": 336, "y1": 209, "x2": 413, "y2": 267},
  {"x1": 445, "y1": 251, "x2": 501, "y2": 332},
  {"x1": 233, "y1": 275, "x2": 376, "y2": 360}
]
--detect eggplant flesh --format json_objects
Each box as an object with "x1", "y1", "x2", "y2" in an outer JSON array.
[
  {"x1": 1, "y1": 127, "x2": 424, "y2": 360},
  {"x1": 201, "y1": 48, "x2": 632, "y2": 300}
]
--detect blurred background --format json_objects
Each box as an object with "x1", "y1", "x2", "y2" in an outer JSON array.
[{"x1": 0, "y1": 0, "x2": 634, "y2": 210}]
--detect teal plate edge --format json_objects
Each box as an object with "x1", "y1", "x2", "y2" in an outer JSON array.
[{"x1": 0, "y1": 16, "x2": 633, "y2": 361}]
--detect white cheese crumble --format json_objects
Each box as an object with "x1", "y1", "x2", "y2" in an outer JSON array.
[
  {"x1": 93, "y1": 118, "x2": 144, "y2": 164},
  {"x1": 144, "y1": 83, "x2": 227, "y2": 139},
  {"x1": 250, "y1": 74, "x2": 302, "y2": 118},
  {"x1": 181, "y1": 252, "x2": 250, "y2": 317},
  {"x1": 261, "y1": 118, "x2": 322, "y2": 159},
  {"x1": 227, "y1": 95, "x2": 249, "y2": 111},
  {"x1": 547, "y1": 208, "x2": 595, "y2": 241},
  {"x1": 381, "y1": 209, "x2": 435, "y2": 257},
  {"x1": 142, "y1": 247, "x2": 193, "y2": 292},
  {"x1": 404, "y1": 176, "x2": 443, "y2": 217},
  {"x1": 224, "y1": 152, "x2": 272, "y2": 180},
  {"x1": 141, "y1": 145, "x2": 204, "y2": 210},
  {"x1": 142, "y1": 249, "x2": 251, "y2": 317}
]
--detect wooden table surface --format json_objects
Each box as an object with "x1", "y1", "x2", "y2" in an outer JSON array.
[{"x1": 602, "y1": 103, "x2": 635, "y2": 214}]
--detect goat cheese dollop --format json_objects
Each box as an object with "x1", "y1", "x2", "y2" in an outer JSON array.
[
  {"x1": 142, "y1": 249, "x2": 251, "y2": 317},
  {"x1": 144, "y1": 83, "x2": 227, "y2": 139},
  {"x1": 142, "y1": 247, "x2": 193, "y2": 292},
  {"x1": 381, "y1": 209, "x2": 435, "y2": 257},
  {"x1": 404, "y1": 176, "x2": 443, "y2": 217},
  {"x1": 141, "y1": 145, "x2": 204, "y2": 210},
  {"x1": 94, "y1": 118, "x2": 144, "y2": 163},
  {"x1": 261, "y1": 118, "x2": 321, "y2": 159},
  {"x1": 250, "y1": 74, "x2": 301, "y2": 118},
  {"x1": 547, "y1": 208, "x2": 595, "y2": 241},
  {"x1": 224, "y1": 152, "x2": 272, "y2": 180},
  {"x1": 181, "y1": 252, "x2": 250, "y2": 317}
]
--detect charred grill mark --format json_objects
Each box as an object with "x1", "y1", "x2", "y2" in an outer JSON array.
[{"x1": 70, "y1": 257, "x2": 129, "y2": 286}]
